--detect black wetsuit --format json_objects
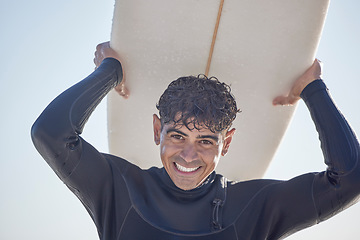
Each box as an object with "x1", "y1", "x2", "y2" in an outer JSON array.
[{"x1": 31, "y1": 58, "x2": 360, "y2": 240}]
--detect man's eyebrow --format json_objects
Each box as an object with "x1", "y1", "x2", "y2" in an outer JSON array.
[
  {"x1": 166, "y1": 128, "x2": 188, "y2": 137},
  {"x1": 197, "y1": 134, "x2": 219, "y2": 142},
  {"x1": 166, "y1": 128, "x2": 220, "y2": 142}
]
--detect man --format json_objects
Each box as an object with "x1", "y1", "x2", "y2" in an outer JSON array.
[{"x1": 32, "y1": 42, "x2": 360, "y2": 239}]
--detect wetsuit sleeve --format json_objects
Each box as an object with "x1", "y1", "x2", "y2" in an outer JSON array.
[
  {"x1": 255, "y1": 80, "x2": 360, "y2": 239},
  {"x1": 31, "y1": 58, "x2": 136, "y2": 239},
  {"x1": 31, "y1": 58, "x2": 122, "y2": 180},
  {"x1": 301, "y1": 80, "x2": 360, "y2": 221}
]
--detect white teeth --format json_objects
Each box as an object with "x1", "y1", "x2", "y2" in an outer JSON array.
[{"x1": 175, "y1": 163, "x2": 200, "y2": 173}]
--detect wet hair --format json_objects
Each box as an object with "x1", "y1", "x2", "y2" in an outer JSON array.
[{"x1": 156, "y1": 75, "x2": 240, "y2": 133}]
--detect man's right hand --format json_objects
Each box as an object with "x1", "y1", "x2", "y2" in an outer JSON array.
[{"x1": 94, "y1": 42, "x2": 129, "y2": 99}]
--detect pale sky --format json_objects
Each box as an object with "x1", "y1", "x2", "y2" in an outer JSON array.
[{"x1": 1, "y1": 0, "x2": 359, "y2": 239}]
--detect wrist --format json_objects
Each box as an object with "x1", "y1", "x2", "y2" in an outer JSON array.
[{"x1": 300, "y1": 79, "x2": 326, "y2": 102}]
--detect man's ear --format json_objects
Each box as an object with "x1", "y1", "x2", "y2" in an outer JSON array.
[
  {"x1": 153, "y1": 114, "x2": 162, "y2": 145},
  {"x1": 221, "y1": 128, "x2": 236, "y2": 156}
]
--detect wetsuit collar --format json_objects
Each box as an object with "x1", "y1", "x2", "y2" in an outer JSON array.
[{"x1": 159, "y1": 167, "x2": 217, "y2": 200}]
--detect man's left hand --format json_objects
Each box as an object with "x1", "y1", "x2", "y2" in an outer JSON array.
[{"x1": 273, "y1": 59, "x2": 322, "y2": 106}]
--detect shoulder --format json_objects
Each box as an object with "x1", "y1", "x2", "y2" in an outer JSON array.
[
  {"x1": 226, "y1": 177, "x2": 281, "y2": 196},
  {"x1": 103, "y1": 154, "x2": 164, "y2": 185},
  {"x1": 102, "y1": 153, "x2": 149, "y2": 175}
]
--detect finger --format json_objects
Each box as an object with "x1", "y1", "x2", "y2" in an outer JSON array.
[
  {"x1": 96, "y1": 42, "x2": 105, "y2": 51},
  {"x1": 272, "y1": 96, "x2": 286, "y2": 106},
  {"x1": 96, "y1": 41, "x2": 110, "y2": 53},
  {"x1": 115, "y1": 84, "x2": 130, "y2": 99},
  {"x1": 273, "y1": 95, "x2": 298, "y2": 106},
  {"x1": 120, "y1": 86, "x2": 130, "y2": 99}
]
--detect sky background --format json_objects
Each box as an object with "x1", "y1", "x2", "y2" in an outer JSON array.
[{"x1": 1, "y1": 0, "x2": 359, "y2": 239}]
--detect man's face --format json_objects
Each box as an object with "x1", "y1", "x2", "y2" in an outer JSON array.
[{"x1": 153, "y1": 115, "x2": 235, "y2": 191}]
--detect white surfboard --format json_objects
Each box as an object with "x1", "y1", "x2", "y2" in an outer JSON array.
[{"x1": 108, "y1": 0, "x2": 329, "y2": 181}]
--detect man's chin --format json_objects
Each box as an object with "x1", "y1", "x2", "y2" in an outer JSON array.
[{"x1": 170, "y1": 175, "x2": 200, "y2": 191}]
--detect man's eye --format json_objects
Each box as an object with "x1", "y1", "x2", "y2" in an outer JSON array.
[
  {"x1": 200, "y1": 139, "x2": 213, "y2": 145},
  {"x1": 170, "y1": 134, "x2": 184, "y2": 140}
]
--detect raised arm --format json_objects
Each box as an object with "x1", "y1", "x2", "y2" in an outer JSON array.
[
  {"x1": 31, "y1": 46, "x2": 137, "y2": 237},
  {"x1": 274, "y1": 59, "x2": 360, "y2": 193},
  {"x1": 31, "y1": 54, "x2": 123, "y2": 180},
  {"x1": 301, "y1": 79, "x2": 360, "y2": 221},
  {"x1": 268, "y1": 60, "x2": 360, "y2": 238}
]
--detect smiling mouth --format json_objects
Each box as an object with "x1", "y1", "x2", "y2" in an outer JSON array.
[{"x1": 174, "y1": 163, "x2": 201, "y2": 173}]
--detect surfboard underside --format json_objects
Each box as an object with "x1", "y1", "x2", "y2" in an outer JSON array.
[{"x1": 108, "y1": 0, "x2": 329, "y2": 181}]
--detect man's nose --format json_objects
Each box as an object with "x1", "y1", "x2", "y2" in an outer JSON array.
[{"x1": 179, "y1": 143, "x2": 199, "y2": 163}]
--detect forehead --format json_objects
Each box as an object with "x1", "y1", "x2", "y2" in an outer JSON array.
[
  {"x1": 162, "y1": 121, "x2": 224, "y2": 137},
  {"x1": 160, "y1": 113, "x2": 227, "y2": 136}
]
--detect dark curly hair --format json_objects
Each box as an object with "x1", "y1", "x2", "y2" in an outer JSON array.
[{"x1": 156, "y1": 75, "x2": 240, "y2": 133}]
